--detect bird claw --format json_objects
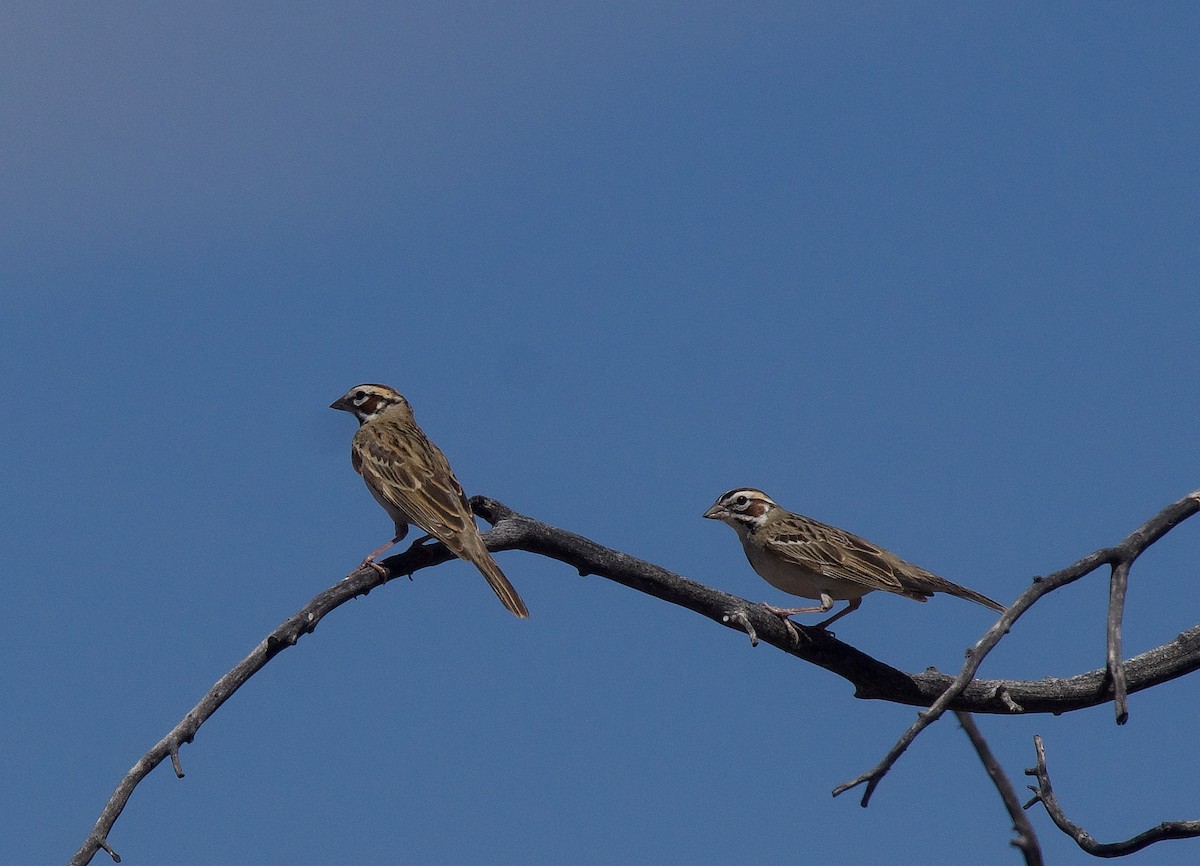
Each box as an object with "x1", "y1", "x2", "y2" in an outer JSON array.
[
  {"x1": 758, "y1": 602, "x2": 817, "y2": 646},
  {"x1": 340, "y1": 537, "x2": 399, "y2": 579},
  {"x1": 780, "y1": 617, "x2": 803, "y2": 646},
  {"x1": 361, "y1": 558, "x2": 389, "y2": 578}
]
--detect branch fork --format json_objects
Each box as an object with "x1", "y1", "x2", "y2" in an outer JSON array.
[{"x1": 72, "y1": 490, "x2": 1200, "y2": 864}]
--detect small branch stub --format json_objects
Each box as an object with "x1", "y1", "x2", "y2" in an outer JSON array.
[{"x1": 723, "y1": 608, "x2": 759, "y2": 646}]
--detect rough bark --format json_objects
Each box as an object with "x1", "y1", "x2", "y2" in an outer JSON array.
[{"x1": 71, "y1": 491, "x2": 1200, "y2": 865}]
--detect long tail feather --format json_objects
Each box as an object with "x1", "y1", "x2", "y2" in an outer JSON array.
[
  {"x1": 946, "y1": 582, "x2": 1005, "y2": 612},
  {"x1": 458, "y1": 535, "x2": 529, "y2": 618}
]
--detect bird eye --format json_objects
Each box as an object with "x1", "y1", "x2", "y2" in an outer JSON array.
[
  {"x1": 353, "y1": 390, "x2": 366, "y2": 402},
  {"x1": 734, "y1": 495, "x2": 748, "y2": 507}
]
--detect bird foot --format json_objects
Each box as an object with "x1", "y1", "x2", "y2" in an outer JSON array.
[
  {"x1": 758, "y1": 603, "x2": 814, "y2": 646},
  {"x1": 361, "y1": 557, "x2": 389, "y2": 578},
  {"x1": 760, "y1": 602, "x2": 825, "y2": 618}
]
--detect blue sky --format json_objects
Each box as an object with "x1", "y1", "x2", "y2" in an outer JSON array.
[{"x1": 5, "y1": 3, "x2": 1200, "y2": 863}]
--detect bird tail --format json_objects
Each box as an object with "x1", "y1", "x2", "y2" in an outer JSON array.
[
  {"x1": 460, "y1": 535, "x2": 529, "y2": 618},
  {"x1": 947, "y1": 582, "x2": 1005, "y2": 612}
]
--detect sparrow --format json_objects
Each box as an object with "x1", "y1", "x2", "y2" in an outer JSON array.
[
  {"x1": 330, "y1": 384, "x2": 529, "y2": 618},
  {"x1": 703, "y1": 488, "x2": 1003, "y2": 629}
]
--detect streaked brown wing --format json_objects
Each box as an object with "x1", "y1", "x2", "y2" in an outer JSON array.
[
  {"x1": 352, "y1": 419, "x2": 476, "y2": 542},
  {"x1": 763, "y1": 515, "x2": 917, "y2": 595},
  {"x1": 763, "y1": 511, "x2": 1001, "y2": 609}
]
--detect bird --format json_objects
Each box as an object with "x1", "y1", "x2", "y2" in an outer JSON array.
[
  {"x1": 330, "y1": 383, "x2": 529, "y2": 618},
  {"x1": 703, "y1": 487, "x2": 1003, "y2": 630}
]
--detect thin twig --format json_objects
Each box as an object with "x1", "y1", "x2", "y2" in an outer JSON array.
[
  {"x1": 833, "y1": 489, "x2": 1200, "y2": 807},
  {"x1": 69, "y1": 541, "x2": 459, "y2": 866},
  {"x1": 956, "y1": 712, "x2": 1042, "y2": 866},
  {"x1": 1024, "y1": 735, "x2": 1200, "y2": 857}
]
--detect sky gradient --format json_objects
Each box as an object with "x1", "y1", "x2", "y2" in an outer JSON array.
[{"x1": 5, "y1": 4, "x2": 1200, "y2": 864}]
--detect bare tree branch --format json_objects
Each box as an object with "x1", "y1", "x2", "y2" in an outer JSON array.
[
  {"x1": 1106, "y1": 559, "x2": 1132, "y2": 724},
  {"x1": 72, "y1": 493, "x2": 1200, "y2": 865},
  {"x1": 471, "y1": 497, "x2": 1200, "y2": 714},
  {"x1": 832, "y1": 489, "x2": 1200, "y2": 807},
  {"x1": 956, "y1": 712, "x2": 1042, "y2": 866},
  {"x1": 70, "y1": 539, "x2": 466, "y2": 866},
  {"x1": 1024, "y1": 735, "x2": 1200, "y2": 857}
]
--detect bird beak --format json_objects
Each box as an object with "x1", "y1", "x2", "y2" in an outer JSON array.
[
  {"x1": 330, "y1": 396, "x2": 351, "y2": 412},
  {"x1": 702, "y1": 505, "x2": 725, "y2": 520}
]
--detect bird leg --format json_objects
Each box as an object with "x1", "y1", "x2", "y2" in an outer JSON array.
[
  {"x1": 761, "y1": 602, "x2": 829, "y2": 617},
  {"x1": 760, "y1": 591, "x2": 836, "y2": 620},
  {"x1": 760, "y1": 593, "x2": 863, "y2": 632},
  {"x1": 757, "y1": 593, "x2": 836, "y2": 644},
  {"x1": 386, "y1": 534, "x2": 439, "y2": 580},
  {"x1": 814, "y1": 597, "x2": 862, "y2": 630},
  {"x1": 359, "y1": 536, "x2": 401, "y2": 577}
]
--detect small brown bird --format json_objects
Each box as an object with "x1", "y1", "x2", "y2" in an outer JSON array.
[
  {"x1": 330, "y1": 384, "x2": 529, "y2": 618},
  {"x1": 704, "y1": 488, "x2": 1003, "y2": 629}
]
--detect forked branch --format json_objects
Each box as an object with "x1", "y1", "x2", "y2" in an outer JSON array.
[
  {"x1": 1025, "y1": 735, "x2": 1200, "y2": 857},
  {"x1": 71, "y1": 492, "x2": 1200, "y2": 864},
  {"x1": 832, "y1": 489, "x2": 1200, "y2": 807}
]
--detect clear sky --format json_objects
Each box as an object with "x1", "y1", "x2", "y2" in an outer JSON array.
[{"x1": 5, "y1": 3, "x2": 1199, "y2": 864}]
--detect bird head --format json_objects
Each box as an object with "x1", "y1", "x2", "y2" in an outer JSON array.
[
  {"x1": 703, "y1": 488, "x2": 777, "y2": 532},
  {"x1": 330, "y1": 383, "x2": 412, "y2": 424}
]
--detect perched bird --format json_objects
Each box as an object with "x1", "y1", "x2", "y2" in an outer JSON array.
[
  {"x1": 703, "y1": 488, "x2": 1002, "y2": 629},
  {"x1": 330, "y1": 384, "x2": 529, "y2": 618}
]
